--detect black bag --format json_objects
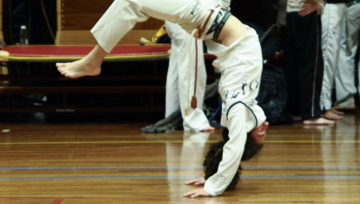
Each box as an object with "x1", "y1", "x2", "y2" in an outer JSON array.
[{"x1": 257, "y1": 63, "x2": 290, "y2": 124}]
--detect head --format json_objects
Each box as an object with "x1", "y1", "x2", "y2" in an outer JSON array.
[{"x1": 203, "y1": 122, "x2": 268, "y2": 191}]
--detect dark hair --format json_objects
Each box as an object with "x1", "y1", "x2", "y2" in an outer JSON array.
[{"x1": 203, "y1": 128, "x2": 263, "y2": 191}]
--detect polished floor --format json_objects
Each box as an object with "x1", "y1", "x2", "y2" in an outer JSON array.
[{"x1": 0, "y1": 113, "x2": 359, "y2": 203}]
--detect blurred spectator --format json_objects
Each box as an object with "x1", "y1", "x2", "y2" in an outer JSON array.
[{"x1": 284, "y1": 0, "x2": 334, "y2": 125}]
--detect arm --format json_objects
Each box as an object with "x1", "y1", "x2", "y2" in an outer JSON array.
[
  {"x1": 203, "y1": 104, "x2": 247, "y2": 196},
  {"x1": 184, "y1": 104, "x2": 247, "y2": 197}
]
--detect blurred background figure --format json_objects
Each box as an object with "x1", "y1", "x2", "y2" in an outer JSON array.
[
  {"x1": 320, "y1": 0, "x2": 346, "y2": 120},
  {"x1": 284, "y1": 0, "x2": 334, "y2": 125},
  {"x1": 334, "y1": 0, "x2": 360, "y2": 110}
]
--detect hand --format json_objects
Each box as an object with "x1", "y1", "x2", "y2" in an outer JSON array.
[
  {"x1": 184, "y1": 178, "x2": 205, "y2": 186},
  {"x1": 299, "y1": 2, "x2": 321, "y2": 17},
  {"x1": 184, "y1": 188, "x2": 211, "y2": 198}
]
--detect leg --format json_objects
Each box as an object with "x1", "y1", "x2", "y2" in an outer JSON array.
[
  {"x1": 179, "y1": 37, "x2": 213, "y2": 132},
  {"x1": 166, "y1": 22, "x2": 212, "y2": 132},
  {"x1": 284, "y1": 12, "x2": 301, "y2": 118},
  {"x1": 165, "y1": 22, "x2": 180, "y2": 117},
  {"x1": 335, "y1": 33, "x2": 357, "y2": 106},
  {"x1": 289, "y1": 13, "x2": 334, "y2": 125},
  {"x1": 347, "y1": 3, "x2": 360, "y2": 103},
  {"x1": 91, "y1": 0, "x2": 215, "y2": 52},
  {"x1": 57, "y1": 0, "x2": 213, "y2": 78},
  {"x1": 57, "y1": 0, "x2": 149, "y2": 78},
  {"x1": 334, "y1": 3, "x2": 360, "y2": 108},
  {"x1": 320, "y1": 4, "x2": 345, "y2": 119}
]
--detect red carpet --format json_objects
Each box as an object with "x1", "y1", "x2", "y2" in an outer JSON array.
[{"x1": 0, "y1": 44, "x2": 171, "y2": 62}]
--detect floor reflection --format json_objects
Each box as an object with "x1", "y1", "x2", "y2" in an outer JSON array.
[
  {"x1": 166, "y1": 131, "x2": 209, "y2": 200},
  {"x1": 321, "y1": 114, "x2": 359, "y2": 202}
]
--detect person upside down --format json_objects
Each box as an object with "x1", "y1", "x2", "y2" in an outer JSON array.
[{"x1": 56, "y1": 0, "x2": 269, "y2": 197}]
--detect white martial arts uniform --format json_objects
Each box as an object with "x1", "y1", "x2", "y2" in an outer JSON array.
[
  {"x1": 204, "y1": 28, "x2": 266, "y2": 196},
  {"x1": 165, "y1": 22, "x2": 210, "y2": 132},
  {"x1": 335, "y1": 2, "x2": 360, "y2": 102},
  {"x1": 320, "y1": 3, "x2": 346, "y2": 110},
  {"x1": 165, "y1": 0, "x2": 231, "y2": 132},
  {"x1": 90, "y1": 0, "x2": 266, "y2": 196}
]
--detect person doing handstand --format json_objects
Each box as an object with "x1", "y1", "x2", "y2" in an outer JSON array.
[{"x1": 56, "y1": 0, "x2": 269, "y2": 197}]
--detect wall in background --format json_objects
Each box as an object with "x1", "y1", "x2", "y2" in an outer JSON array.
[
  {"x1": 2, "y1": 0, "x2": 280, "y2": 45},
  {"x1": 3, "y1": 0, "x2": 56, "y2": 45}
]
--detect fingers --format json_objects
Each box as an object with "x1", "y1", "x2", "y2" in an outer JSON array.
[
  {"x1": 298, "y1": 9, "x2": 311, "y2": 17},
  {"x1": 184, "y1": 178, "x2": 205, "y2": 186},
  {"x1": 183, "y1": 188, "x2": 211, "y2": 198},
  {"x1": 299, "y1": 3, "x2": 319, "y2": 17},
  {"x1": 184, "y1": 179, "x2": 199, "y2": 185},
  {"x1": 183, "y1": 189, "x2": 197, "y2": 197},
  {"x1": 299, "y1": 4, "x2": 311, "y2": 16},
  {"x1": 194, "y1": 179, "x2": 205, "y2": 186}
]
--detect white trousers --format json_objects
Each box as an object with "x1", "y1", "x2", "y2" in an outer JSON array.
[
  {"x1": 90, "y1": 0, "x2": 266, "y2": 196},
  {"x1": 335, "y1": 3, "x2": 360, "y2": 101},
  {"x1": 320, "y1": 3, "x2": 346, "y2": 110},
  {"x1": 165, "y1": 21, "x2": 210, "y2": 132},
  {"x1": 91, "y1": 0, "x2": 217, "y2": 53}
]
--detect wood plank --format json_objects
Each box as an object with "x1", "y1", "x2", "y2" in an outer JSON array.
[
  {"x1": 56, "y1": 0, "x2": 164, "y2": 44},
  {"x1": 60, "y1": 13, "x2": 106, "y2": 30},
  {"x1": 61, "y1": 0, "x2": 113, "y2": 13},
  {"x1": 0, "y1": 115, "x2": 359, "y2": 203}
]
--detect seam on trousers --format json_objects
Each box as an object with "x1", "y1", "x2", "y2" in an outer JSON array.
[{"x1": 311, "y1": 16, "x2": 320, "y2": 117}]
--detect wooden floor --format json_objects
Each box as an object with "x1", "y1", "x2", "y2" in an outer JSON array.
[{"x1": 0, "y1": 113, "x2": 359, "y2": 203}]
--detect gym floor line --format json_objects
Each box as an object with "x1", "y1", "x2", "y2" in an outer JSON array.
[
  {"x1": 0, "y1": 139, "x2": 359, "y2": 145},
  {"x1": 1, "y1": 175, "x2": 360, "y2": 181},
  {"x1": 1, "y1": 165, "x2": 360, "y2": 171}
]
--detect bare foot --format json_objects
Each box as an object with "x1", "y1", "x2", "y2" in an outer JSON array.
[
  {"x1": 323, "y1": 110, "x2": 344, "y2": 120},
  {"x1": 56, "y1": 44, "x2": 106, "y2": 78},
  {"x1": 334, "y1": 97, "x2": 356, "y2": 110},
  {"x1": 201, "y1": 126, "x2": 215, "y2": 133},
  {"x1": 330, "y1": 108, "x2": 344, "y2": 116},
  {"x1": 302, "y1": 117, "x2": 335, "y2": 125},
  {"x1": 250, "y1": 121, "x2": 269, "y2": 144},
  {"x1": 56, "y1": 58, "x2": 101, "y2": 79}
]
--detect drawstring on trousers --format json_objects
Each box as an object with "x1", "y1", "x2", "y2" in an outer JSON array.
[{"x1": 186, "y1": 9, "x2": 215, "y2": 114}]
